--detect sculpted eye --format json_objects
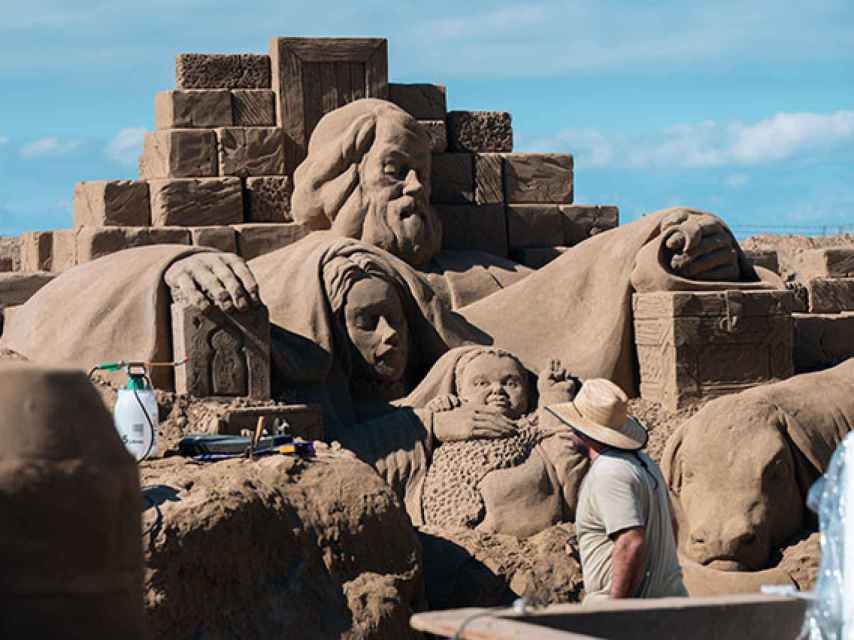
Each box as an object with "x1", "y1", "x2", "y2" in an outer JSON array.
[
  {"x1": 383, "y1": 163, "x2": 402, "y2": 178},
  {"x1": 356, "y1": 314, "x2": 377, "y2": 331}
]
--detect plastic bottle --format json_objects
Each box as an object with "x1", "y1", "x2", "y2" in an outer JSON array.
[{"x1": 113, "y1": 374, "x2": 158, "y2": 461}]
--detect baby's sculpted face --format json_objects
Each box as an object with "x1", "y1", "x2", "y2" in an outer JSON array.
[{"x1": 459, "y1": 354, "x2": 529, "y2": 419}]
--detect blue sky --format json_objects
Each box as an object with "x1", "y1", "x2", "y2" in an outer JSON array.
[{"x1": 2, "y1": 0, "x2": 853, "y2": 237}]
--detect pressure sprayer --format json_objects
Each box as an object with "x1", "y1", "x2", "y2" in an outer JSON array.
[{"x1": 88, "y1": 360, "x2": 184, "y2": 462}]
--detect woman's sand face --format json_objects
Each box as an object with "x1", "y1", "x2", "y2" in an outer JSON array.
[
  {"x1": 344, "y1": 277, "x2": 410, "y2": 384},
  {"x1": 458, "y1": 353, "x2": 529, "y2": 419}
]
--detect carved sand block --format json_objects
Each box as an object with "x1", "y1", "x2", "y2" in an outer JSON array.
[
  {"x1": 215, "y1": 404, "x2": 324, "y2": 441},
  {"x1": 176, "y1": 53, "x2": 271, "y2": 89},
  {"x1": 474, "y1": 153, "x2": 504, "y2": 205},
  {"x1": 189, "y1": 226, "x2": 237, "y2": 253},
  {"x1": 794, "y1": 312, "x2": 854, "y2": 371},
  {"x1": 804, "y1": 277, "x2": 854, "y2": 313},
  {"x1": 509, "y1": 245, "x2": 568, "y2": 269},
  {"x1": 388, "y1": 83, "x2": 447, "y2": 119},
  {"x1": 19, "y1": 231, "x2": 77, "y2": 272},
  {"x1": 231, "y1": 89, "x2": 276, "y2": 126},
  {"x1": 172, "y1": 303, "x2": 271, "y2": 400},
  {"x1": 745, "y1": 249, "x2": 780, "y2": 274},
  {"x1": 560, "y1": 204, "x2": 619, "y2": 245},
  {"x1": 419, "y1": 120, "x2": 447, "y2": 153},
  {"x1": 232, "y1": 222, "x2": 309, "y2": 260},
  {"x1": 434, "y1": 204, "x2": 508, "y2": 257},
  {"x1": 148, "y1": 177, "x2": 243, "y2": 227},
  {"x1": 0, "y1": 272, "x2": 56, "y2": 310},
  {"x1": 154, "y1": 89, "x2": 233, "y2": 129},
  {"x1": 215, "y1": 126, "x2": 286, "y2": 177},
  {"x1": 73, "y1": 180, "x2": 151, "y2": 227},
  {"x1": 270, "y1": 37, "x2": 388, "y2": 170},
  {"x1": 0, "y1": 237, "x2": 20, "y2": 272},
  {"x1": 503, "y1": 153, "x2": 573, "y2": 204},
  {"x1": 633, "y1": 290, "x2": 800, "y2": 410},
  {"x1": 245, "y1": 176, "x2": 293, "y2": 222},
  {"x1": 430, "y1": 153, "x2": 474, "y2": 204},
  {"x1": 139, "y1": 129, "x2": 218, "y2": 179},
  {"x1": 447, "y1": 110, "x2": 513, "y2": 153}
]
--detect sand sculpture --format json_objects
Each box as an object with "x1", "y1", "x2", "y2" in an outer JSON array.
[
  {"x1": 0, "y1": 362, "x2": 143, "y2": 638},
  {"x1": 663, "y1": 358, "x2": 854, "y2": 578}
]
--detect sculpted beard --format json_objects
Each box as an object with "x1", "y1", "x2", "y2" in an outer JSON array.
[{"x1": 360, "y1": 190, "x2": 441, "y2": 269}]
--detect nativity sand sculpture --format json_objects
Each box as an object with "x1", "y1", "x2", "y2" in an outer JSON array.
[{"x1": 2, "y1": 98, "x2": 784, "y2": 414}]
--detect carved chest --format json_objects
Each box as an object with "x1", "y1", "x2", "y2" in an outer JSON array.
[{"x1": 632, "y1": 289, "x2": 800, "y2": 410}]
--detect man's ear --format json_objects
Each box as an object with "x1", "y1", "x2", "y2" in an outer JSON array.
[{"x1": 661, "y1": 423, "x2": 686, "y2": 496}]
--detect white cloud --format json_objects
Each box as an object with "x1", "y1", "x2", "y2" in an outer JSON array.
[
  {"x1": 0, "y1": 136, "x2": 8, "y2": 145},
  {"x1": 105, "y1": 127, "x2": 146, "y2": 167},
  {"x1": 724, "y1": 173, "x2": 750, "y2": 189},
  {"x1": 19, "y1": 136, "x2": 81, "y2": 158},
  {"x1": 527, "y1": 110, "x2": 854, "y2": 170}
]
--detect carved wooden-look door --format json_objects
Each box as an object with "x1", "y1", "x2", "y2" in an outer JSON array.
[{"x1": 270, "y1": 37, "x2": 388, "y2": 172}]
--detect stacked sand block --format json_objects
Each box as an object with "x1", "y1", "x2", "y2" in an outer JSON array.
[
  {"x1": 0, "y1": 237, "x2": 21, "y2": 272},
  {"x1": 20, "y1": 36, "x2": 617, "y2": 274},
  {"x1": 786, "y1": 248, "x2": 854, "y2": 371},
  {"x1": 633, "y1": 289, "x2": 801, "y2": 410},
  {"x1": 744, "y1": 249, "x2": 780, "y2": 274}
]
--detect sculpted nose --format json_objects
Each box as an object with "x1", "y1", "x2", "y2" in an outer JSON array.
[
  {"x1": 377, "y1": 316, "x2": 399, "y2": 346},
  {"x1": 402, "y1": 169, "x2": 424, "y2": 197}
]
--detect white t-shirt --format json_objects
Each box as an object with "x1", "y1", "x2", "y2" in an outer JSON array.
[{"x1": 575, "y1": 449, "x2": 687, "y2": 601}]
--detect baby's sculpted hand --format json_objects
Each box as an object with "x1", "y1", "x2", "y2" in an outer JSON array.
[
  {"x1": 660, "y1": 210, "x2": 741, "y2": 282},
  {"x1": 426, "y1": 394, "x2": 462, "y2": 413},
  {"x1": 165, "y1": 253, "x2": 261, "y2": 312},
  {"x1": 433, "y1": 404, "x2": 516, "y2": 443},
  {"x1": 537, "y1": 359, "x2": 579, "y2": 407}
]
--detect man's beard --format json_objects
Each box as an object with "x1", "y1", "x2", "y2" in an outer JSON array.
[{"x1": 360, "y1": 195, "x2": 441, "y2": 269}]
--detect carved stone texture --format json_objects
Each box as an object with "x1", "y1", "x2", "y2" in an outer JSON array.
[
  {"x1": 419, "y1": 120, "x2": 447, "y2": 153},
  {"x1": 447, "y1": 111, "x2": 512, "y2": 153},
  {"x1": 245, "y1": 176, "x2": 293, "y2": 222},
  {"x1": 504, "y1": 153, "x2": 573, "y2": 204},
  {"x1": 745, "y1": 250, "x2": 780, "y2": 274},
  {"x1": 172, "y1": 303, "x2": 271, "y2": 400},
  {"x1": 0, "y1": 272, "x2": 56, "y2": 308},
  {"x1": 233, "y1": 223, "x2": 310, "y2": 260},
  {"x1": 149, "y1": 178, "x2": 243, "y2": 227},
  {"x1": 76, "y1": 227, "x2": 190, "y2": 264},
  {"x1": 216, "y1": 127, "x2": 286, "y2": 177},
  {"x1": 217, "y1": 404, "x2": 324, "y2": 441},
  {"x1": 388, "y1": 83, "x2": 447, "y2": 119},
  {"x1": 794, "y1": 312, "x2": 854, "y2": 372},
  {"x1": 434, "y1": 204, "x2": 508, "y2": 257},
  {"x1": 805, "y1": 277, "x2": 854, "y2": 313},
  {"x1": 633, "y1": 290, "x2": 798, "y2": 410},
  {"x1": 154, "y1": 90, "x2": 232, "y2": 129},
  {"x1": 176, "y1": 53, "x2": 271, "y2": 89},
  {"x1": 270, "y1": 37, "x2": 388, "y2": 170},
  {"x1": 796, "y1": 248, "x2": 854, "y2": 279},
  {"x1": 474, "y1": 153, "x2": 504, "y2": 205},
  {"x1": 18, "y1": 232, "x2": 52, "y2": 272},
  {"x1": 509, "y1": 246, "x2": 568, "y2": 269},
  {"x1": 73, "y1": 180, "x2": 150, "y2": 227},
  {"x1": 430, "y1": 153, "x2": 474, "y2": 204},
  {"x1": 231, "y1": 89, "x2": 276, "y2": 126},
  {"x1": 506, "y1": 205, "x2": 564, "y2": 250},
  {"x1": 190, "y1": 226, "x2": 237, "y2": 254},
  {"x1": 139, "y1": 129, "x2": 218, "y2": 179},
  {"x1": 560, "y1": 204, "x2": 619, "y2": 246}
]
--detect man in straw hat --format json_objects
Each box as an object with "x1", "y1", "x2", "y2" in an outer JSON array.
[{"x1": 544, "y1": 378, "x2": 687, "y2": 601}]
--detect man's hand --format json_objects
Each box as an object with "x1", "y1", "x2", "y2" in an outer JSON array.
[
  {"x1": 610, "y1": 527, "x2": 647, "y2": 598},
  {"x1": 660, "y1": 210, "x2": 741, "y2": 282},
  {"x1": 165, "y1": 253, "x2": 261, "y2": 312},
  {"x1": 537, "y1": 359, "x2": 579, "y2": 407},
  {"x1": 433, "y1": 404, "x2": 516, "y2": 443}
]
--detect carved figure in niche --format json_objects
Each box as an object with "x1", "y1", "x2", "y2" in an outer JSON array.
[
  {"x1": 337, "y1": 346, "x2": 589, "y2": 539},
  {"x1": 662, "y1": 358, "x2": 854, "y2": 584},
  {"x1": 209, "y1": 328, "x2": 245, "y2": 395}
]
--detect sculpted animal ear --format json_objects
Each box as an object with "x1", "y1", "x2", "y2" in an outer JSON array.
[{"x1": 661, "y1": 423, "x2": 686, "y2": 496}]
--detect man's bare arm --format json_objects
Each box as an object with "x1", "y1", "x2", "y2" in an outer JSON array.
[{"x1": 610, "y1": 527, "x2": 646, "y2": 598}]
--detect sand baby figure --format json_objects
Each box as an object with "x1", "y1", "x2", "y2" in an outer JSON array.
[{"x1": 417, "y1": 347, "x2": 589, "y2": 538}]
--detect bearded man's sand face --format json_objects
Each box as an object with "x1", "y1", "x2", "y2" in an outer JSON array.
[
  {"x1": 356, "y1": 112, "x2": 438, "y2": 268},
  {"x1": 291, "y1": 99, "x2": 443, "y2": 269}
]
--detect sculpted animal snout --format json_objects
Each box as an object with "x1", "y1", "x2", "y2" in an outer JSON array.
[{"x1": 687, "y1": 518, "x2": 763, "y2": 570}]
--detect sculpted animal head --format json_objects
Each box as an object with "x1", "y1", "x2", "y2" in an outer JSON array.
[
  {"x1": 292, "y1": 99, "x2": 442, "y2": 269},
  {"x1": 662, "y1": 395, "x2": 804, "y2": 571}
]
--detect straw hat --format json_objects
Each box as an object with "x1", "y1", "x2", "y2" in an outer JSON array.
[{"x1": 544, "y1": 378, "x2": 648, "y2": 451}]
